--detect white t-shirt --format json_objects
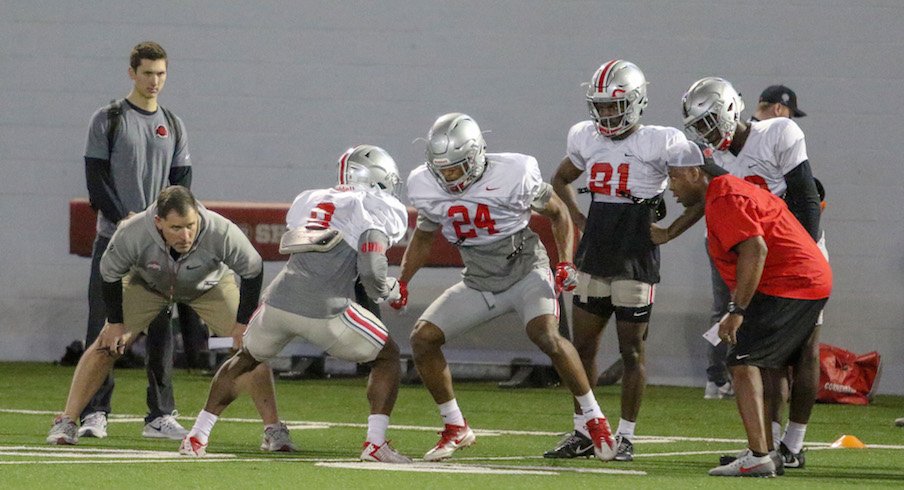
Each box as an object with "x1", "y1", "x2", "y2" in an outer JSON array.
[{"x1": 711, "y1": 117, "x2": 808, "y2": 197}]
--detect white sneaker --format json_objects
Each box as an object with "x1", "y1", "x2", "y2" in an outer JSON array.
[
  {"x1": 704, "y1": 381, "x2": 735, "y2": 399},
  {"x1": 46, "y1": 415, "x2": 78, "y2": 445},
  {"x1": 77, "y1": 411, "x2": 108, "y2": 439},
  {"x1": 260, "y1": 422, "x2": 298, "y2": 452},
  {"x1": 143, "y1": 414, "x2": 189, "y2": 440},
  {"x1": 361, "y1": 441, "x2": 413, "y2": 463},
  {"x1": 423, "y1": 422, "x2": 476, "y2": 461},
  {"x1": 709, "y1": 448, "x2": 776, "y2": 477},
  {"x1": 179, "y1": 435, "x2": 207, "y2": 456}
]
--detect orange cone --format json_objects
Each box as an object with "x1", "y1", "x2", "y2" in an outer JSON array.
[{"x1": 830, "y1": 435, "x2": 866, "y2": 448}]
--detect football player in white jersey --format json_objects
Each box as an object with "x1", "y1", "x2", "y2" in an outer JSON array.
[
  {"x1": 548, "y1": 60, "x2": 702, "y2": 462},
  {"x1": 179, "y1": 145, "x2": 414, "y2": 463},
  {"x1": 665, "y1": 78, "x2": 821, "y2": 469},
  {"x1": 750, "y1": 84, "x2": 824, "y2": 468},
  {"x1": 391, "y1": 113, "x2": 617, "y2": 462}
]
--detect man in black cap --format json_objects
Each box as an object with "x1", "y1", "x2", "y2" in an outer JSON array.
[{"x1": 753, "y1": 85, "x2": 807, "y2": 121}]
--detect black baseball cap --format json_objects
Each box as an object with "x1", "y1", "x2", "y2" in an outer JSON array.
[{"x1": 759, "y1": 85, "x2": 806, "y2": 117}]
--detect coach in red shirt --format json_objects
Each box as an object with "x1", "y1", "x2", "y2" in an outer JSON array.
[{"x1": 667, "y1": 142, "x2": 831, "y2": 477}]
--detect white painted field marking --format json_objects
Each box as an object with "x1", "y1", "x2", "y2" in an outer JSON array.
[{"x1": 317, "y1": 462, "x2": 558, "y2": 475}]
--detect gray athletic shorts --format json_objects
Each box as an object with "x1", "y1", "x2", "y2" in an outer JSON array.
[
  {"x1": 244, "y1": 302, "x2": 388, "y2": 364},
  {"x1": 419, "y1": 267, "x2": 559, "y2": 341}
]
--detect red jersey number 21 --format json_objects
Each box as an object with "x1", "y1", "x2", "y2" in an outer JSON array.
[
  {"x1": 588, "y1": 162, "x2": 629, "y2": 196},
  {"x1": 448, "y1": 204, "x2": 497, "y2": 239}
]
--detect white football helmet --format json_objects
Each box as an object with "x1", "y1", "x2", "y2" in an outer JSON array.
[
  {"x1": 425, "y1": 113, "x2": 487, "y2": 193},
  {"x1": 337, "y1": 144, "x2": 402, "y2": 197},
  {"x1": 682, "y1": 77, "x2": 745, "y2": 151},
  {"x1": 586, "y1": 60, "x2": 649, "y2": 137}
]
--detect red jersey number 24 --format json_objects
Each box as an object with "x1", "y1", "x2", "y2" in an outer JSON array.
[{"x1": 448, "y1": 204, "x2": 497, "y2": 239}]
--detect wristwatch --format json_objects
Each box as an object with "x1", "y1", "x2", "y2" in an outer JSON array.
[{"x1": 727, "y1": 301, "x2": 746, "y2": 316}]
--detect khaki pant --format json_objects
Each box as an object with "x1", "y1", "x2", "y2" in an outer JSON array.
[{"x1": 122, "y1": 272, "x2": 239, "y2": 336}]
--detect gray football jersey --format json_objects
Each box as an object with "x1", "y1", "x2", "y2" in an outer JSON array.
[
  {"x1": 262, "y1": 185, "x2": 408, "y2": 318},
  {"x1": 263, "y1": 243, "x2": 359, "y2": 318},
  {"x1": 408, "y1": 153, "x2": 552, "y2": 293},
  {"x1": 85, "y1": 101, "x2": 191, "y2": 237}
]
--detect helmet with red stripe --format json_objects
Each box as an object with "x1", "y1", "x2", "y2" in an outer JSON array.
[
  {"x1": 337, "y1": 144, "x2": 402, "y2": 197},
  {"x1": 425, "y1": 113, "x2": 487, "y2": 193},
  {"x1": 586, "y1": 60, "x2": 648, "y2": 137},
  {"x1": 681, "y1": 77, "x2": 745, "y2": 151}
]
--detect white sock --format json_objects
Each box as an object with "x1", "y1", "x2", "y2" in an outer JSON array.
[
  {"x1": 366, "y1": 414, "x2": 390, "y2": 446},
  {"x1": 782, "y1": 421, "x2": 807, "y2": 453},
  {"x1": 575, "y1": 391, "x2": 603, "y2": 419},
  {"x1": 573, "y1": 413, "x2": 590, "y2": 438},
  {"x1": 771, "y1": 421, "x2": 783, "y2": 451},
  {"x1": 190, "y1": 410, "x2": 218, "y2": 444},
  {"x1": 616, "y1": 418, "x2": 635, "y2": 440},
  {"x1": 438, "y1": 399, "x2": 465, "y2": 427}
]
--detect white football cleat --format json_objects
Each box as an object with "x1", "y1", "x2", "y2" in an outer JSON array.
[
  {"x1": 423, "y1": 422, "x2": 476, "y2": 461},
  {"x1": 179, "y1": 435, "x2": 207, "y2": 456},
  {"x1": 360, "y1": 441, "x2": 413, "y2": 464},
  {"x1": 585, "y1": 416, "x2": 616, "y2": 461}
]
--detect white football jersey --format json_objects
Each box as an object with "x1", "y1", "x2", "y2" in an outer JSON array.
[
  {"x1": 407, "y1": 152, "x2": 546, "y2": 246},
  {"x1": 566, "y1": 122, "x2": 687, "y2": 203},
  {"x1": 712, "y1": 117, "x2": 808, "y2": 197},
  {"x1": 286, "y1": 185, "x2": 408, "y2": 248}
]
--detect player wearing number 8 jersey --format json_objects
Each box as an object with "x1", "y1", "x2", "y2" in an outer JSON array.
[
  {"x1": 393, "y1": 113, "x2": 617, "y2": 462},
  {"x1": 549, "y1": 60, "x2": 704, "y2": 461}
]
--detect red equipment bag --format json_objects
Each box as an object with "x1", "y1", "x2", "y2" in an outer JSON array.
[{"x1": 816, "y1": 343, "x2": 881, "y2": 405}]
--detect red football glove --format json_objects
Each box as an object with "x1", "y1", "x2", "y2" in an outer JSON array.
[
  {"x1": 555, "y1": 261, "x2": 578, "y2": 294},
  {"x1": 389, "y1": 280, "x2": 409, "y2": 310}
]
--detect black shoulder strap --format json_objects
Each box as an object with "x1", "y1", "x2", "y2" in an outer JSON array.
[
  {"x1": 105, "y1": 99, "x2": 124, "y2": 155},
  {"x1": 159, "y1": 106, "x2": 182, "y2": 156}
]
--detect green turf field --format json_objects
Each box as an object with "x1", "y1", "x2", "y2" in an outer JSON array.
[{"x1": 1, "y1": 362, "x2": 902, "y2": 488}]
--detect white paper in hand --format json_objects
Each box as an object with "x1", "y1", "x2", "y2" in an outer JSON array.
[{"x1": 702, "y1": 314, "x2": 729, "y2": 346}]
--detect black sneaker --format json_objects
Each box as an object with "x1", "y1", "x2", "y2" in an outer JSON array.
[
  {"x1": 543, "y1": 431, "x2": 594, "y2": 458},
  {"x1": 779, "y1": 442, "x2": 805, "y2": 468},
  {"x1": 614, "y1": 435, "x2": 634, "y2": 462}
]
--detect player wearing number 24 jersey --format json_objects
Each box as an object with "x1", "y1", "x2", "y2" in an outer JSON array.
[{"x1": 393, "y1": 113, "x2": 617, "y2": 463}]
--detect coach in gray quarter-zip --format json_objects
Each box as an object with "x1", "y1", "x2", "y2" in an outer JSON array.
[{"x1": 46, "y1": 186, "x2": 296, "y2": 451}]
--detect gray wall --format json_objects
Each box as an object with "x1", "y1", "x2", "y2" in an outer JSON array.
[{"x1": 2, "y1": 1, "x2": 902, "y2": 394}]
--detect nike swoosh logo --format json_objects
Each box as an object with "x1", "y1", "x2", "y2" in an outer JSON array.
[
  {"x1": 578, "y1": 443, "x2": 593, "y2": 453},
  {"x1": 485, "y1": 186, "x2": 500, "y2": 191},
  {"x1": 186, "y1": 265, "x2": 201, "y2": 270},
  {"x1": 739, "y1": 463, "x2": 768, "y2": 473},
  {"x1": 624, "y1": 153, "x2": 635, "y2": 157},
  {"x1": 735, "y1": 354, "x2": 751, "y2": 360},
  {"x1": 633, "y1": 311, "x2": 646, "y2": 317}
]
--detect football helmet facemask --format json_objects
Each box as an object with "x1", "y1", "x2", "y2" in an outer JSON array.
[
  {"x1": 586, "y1": 60, "x2": 649, "y2": 137},
  {"x1": 681, "y1": 77, "x2": 745, "y2": 151},
  {"x1": 425, "y1": 113, "x2": 487, "y2": 193},
  {"x1": 337, "y1": 144, "x2": 402, "y2": 197}
]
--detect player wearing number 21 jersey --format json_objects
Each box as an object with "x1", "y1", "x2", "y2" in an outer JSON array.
[
  {"x1": 549, "y1": 60, "x2": 707, "y2": 462},
  {"x1": 392, "y1": 113, "x2": 617, "y2": 463}
]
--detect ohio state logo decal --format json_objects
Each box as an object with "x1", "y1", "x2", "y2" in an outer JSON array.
[{"x1": 155, "y1": 125, "x2": 169, "y2": 138}]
